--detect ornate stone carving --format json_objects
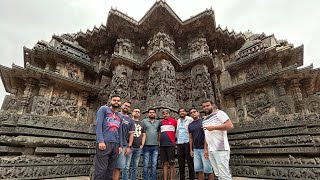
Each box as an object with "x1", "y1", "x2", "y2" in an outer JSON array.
[
  {"x1": 246, "y1": 88, "x2": 272, "y2": 119},
  {"x1": 66, "y1": 63, "x2": 80, "y2": 80},
  {"x1": 48, "y1": 88, "x2": 78, "y2": 118},
  {"x1": 146, "y1": 59, "x2": 178, "y2": 110},
  {"x1": 0, "y1": 165, "x2": 91, "y2": 179},
  {"x1": 78, "y1": 106, "x2": 88, "y2": 122},
  {"x1": 110, "y1": 65, "x2": 133, "y2": 100},
  {"x1": 114, "y1": 38, "x2": 134, "y2": 58},
  {"x1": 147, "y1": 32, "x2": 175, "y2": 55},
  {"x1": 1, "y1": 95, "x2": 19, "y2": 113},
  {"x1": 191, "y1": 64, "x2": 214, "y2": 107},
  {"x1": 188, "y1": 38, "x2": 210, "y2": 60},
  {"x1": 245, "y1": 63, "x2": 268, "y2": 80},
  {"x1": 305, "y1": 95, "x2": 320, "y2": 113},
  {"x1": 31, "y1": 96, "x2": 50, "y2": 116},
  {"x1": 275, "y1": 96, "x2": 294, "y2": 115}
]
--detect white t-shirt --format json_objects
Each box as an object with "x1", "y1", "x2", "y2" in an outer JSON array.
[{"x1": 202, "y1": 110, "x2": 230, "y2": 151}]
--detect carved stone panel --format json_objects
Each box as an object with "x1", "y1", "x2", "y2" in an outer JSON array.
[
  {"x1": 305, "y1": 95, "x2": 320, "y2": 113},
  {"x1": 31, "y1": 96, "x2": 50, "y2": 116},
  {"x1": 114, "y1": 38, "x2": 134, "y2": 59},
  {"x1": 191, "y1": 64, "x2": 214, "y2": 107},
  {"x1": 275, "y1": 95, "x2": 295, "y2": 115},
  {"x1": 188, "y1": 38, "x2": 210, "y2": 60},
  {"x1": 1, "y1": 95, "x2": 19, "y2": 113},
  {"x1": 109, "y1": 65, "x2": 133, "y2": 100},
  {"x1": 146, "y1": 59, "x2": 178, "y2": 110},
  {"x1": 48, "y1": 88, "x2": 79, "y2": 118},
  {"x1": 65, "y1": 63, "x2": 80, "y2": 80},
  {"x1": 246, "y1": 88, "x2": 272, "y2": 119},
  {"x1": 147, "y1": 32, "x2": 175, "y2": 55}
]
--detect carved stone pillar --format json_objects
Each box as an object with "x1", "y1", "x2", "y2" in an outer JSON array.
[
  {"x1": 109, "y1": 64, "x2": 133, "y2": 100},
  {"x1": 191, "y1": 64, "x2": 215, "y2": 108},
  {"x1": 20, "y1": 79, "x2": 37, "y2": 113},
  {"x1": 38, "y1": 79, "x2": 49, "y2": 96},
  {"x1": 146, "y1": 59, "x2": 178, "y2": 111},
  {"x1": 276, "y1": 79, "x2": 286, "y2": 96},
  {"x1": 291, "y1": 79, "x2": 303, "y2": 112}
]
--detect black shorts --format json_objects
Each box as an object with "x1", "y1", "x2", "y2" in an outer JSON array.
[{"x1": 160, "y1": 146, "x2": 175, "y2": 164}]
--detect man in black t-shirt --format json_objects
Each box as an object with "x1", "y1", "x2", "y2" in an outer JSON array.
[
  {"x1": 188, "y1": 107, "x2": 214, "y2": 180},
  {"x1": 123, "y1": 108, "x2": 146, "y2": 180}
]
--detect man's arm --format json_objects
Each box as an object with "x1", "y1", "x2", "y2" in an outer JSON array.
[
  {"x1": 141, "y1": 133, "x2": 146, "y2": 149},
  {"x1": 189, "y1": 133, "x2": 194, "y2": 157},
  {"x1": 96, "y1": 107, "x2": 106, "y2": 150},
  {"x1": 203, "y1": 119, "x2": 234, "y2": 131},
  {"x1": 125, "y1": 133, "x2": 134, "y2": 155},
  {"x1": 204, "y1": 137, "x2": 209, "y2": 159}
]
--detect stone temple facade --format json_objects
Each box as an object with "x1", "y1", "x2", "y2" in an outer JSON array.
[{"x1": 0, "y1": 1, "x2": 320, "y2": 179}]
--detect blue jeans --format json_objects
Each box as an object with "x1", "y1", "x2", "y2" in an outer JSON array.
[
  {"x1": 143, "y1": 145, "x2": 158, "y2": 180},
  {"x1": 123, "y1": 147, "x2": 143, "y2": 180},
  {"x1": 193, "y1": 149, "x2": 213, "y2": 174}
]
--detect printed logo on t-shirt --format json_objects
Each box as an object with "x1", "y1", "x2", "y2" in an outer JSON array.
[
  {"x1": 134, "y1": 124, "x2": 142, "y2": 137},
  {"x1": 106, "y1": 113, "x2": 121, "y2": 131}
]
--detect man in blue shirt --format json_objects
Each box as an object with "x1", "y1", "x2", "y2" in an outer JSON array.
[
  {"x1": 176, "y1": 108, "x2": 195, "y2": 180},
  {"x1": 113, "y1": 101, "x2": 135, "y2": 180},
  {"x1": 189, "y1": 107, "x2": 214, "y2": 180},
  {"x1": 94, "y1": 95, "x2": 123, "y2": 180}
]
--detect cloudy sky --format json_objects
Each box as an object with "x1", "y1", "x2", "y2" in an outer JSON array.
[{"x1": 0, "y1": 0, "x2": 319, "y2": 105}]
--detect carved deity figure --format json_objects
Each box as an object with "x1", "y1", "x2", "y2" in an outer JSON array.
[
  {"x1": 191, "y1": 64, "x2": 214, "y2": 107},
  {"x1": 66, "y1": 63, "x2": 79, "y2": 80},
  {"x1": 110, "y1": 65, "x2": 132, "y2": 100}
]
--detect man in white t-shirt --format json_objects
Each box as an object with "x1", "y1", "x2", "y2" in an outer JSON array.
[{"x1": 201, "y1": 99, "x2": 234, "y2": 180}]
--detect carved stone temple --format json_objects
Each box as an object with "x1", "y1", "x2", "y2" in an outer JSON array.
[{"x1": 0, "y1": 1, "x2": 320, "y2": 179}]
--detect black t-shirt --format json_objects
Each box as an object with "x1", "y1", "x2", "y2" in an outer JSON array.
[
  {"x1": 132, "y1": 120, "x2": 146, "y2": 148},
  {"x1": 188, "y1": 119, "x2": 205, "y2": 149}
]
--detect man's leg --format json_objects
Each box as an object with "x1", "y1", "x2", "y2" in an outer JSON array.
[
  {"x1": 201, "y1": 149, "x2": 213, "y2": 180},
  {"x1": 185, "y1": 143, "x2": 195, "y2": 180},
  {"x1": 113, "y1": 146, "x2": 127, "y2": 180},
  {"x1": 150, "y1": 146, "x2": 158, "y2": 180},
  {"x1": 105, "y1": 143, "x2": 119, "y2": 180},
  {"x1": 94, "y1": 142, "x2": 112, "y2": 180},
  {"x1": 131, "y1": 148, "x2": 142, "y2": 180},
  {"x1": 210, "y1": 151, "x2": 232, "y2": 180},
  {"x1": 122, "y1": 148, "x2": 133, "y2": 180},
  {"x1": 143, "y1": 146, "x2": 150, "y2": 180},
  {"x1": 193, "y1": 149, "x2": 204, "y2": 180},
  {"x1": 177, "y1": 144, "x2": 185, "y2": 180},
  {"x1": 163, "y1": 161, "x2": 168, "y2": 180},
  {"x1": 168, "y1": 146, "x2": 176, "y2": 180}
]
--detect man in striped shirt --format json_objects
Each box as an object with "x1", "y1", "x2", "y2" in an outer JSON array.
[
  {"x1": 202, "y1": 99, "x2": 234, "y2": 180},
  {"x1": 158, "y1": 109, "x2": 177, "y2": 180}
]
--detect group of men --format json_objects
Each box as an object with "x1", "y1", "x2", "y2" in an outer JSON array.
[{"x1": 94, "y1": 94, "x2": 234, "y2": 180}]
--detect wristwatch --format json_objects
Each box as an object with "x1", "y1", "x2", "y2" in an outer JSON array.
[{"x1": 127, "y1": 146, "x2": 132, "y2": 148}]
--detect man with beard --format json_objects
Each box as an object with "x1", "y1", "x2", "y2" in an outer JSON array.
[
  {"x1": 142, "y1": 109, "x2": 160, "y2": 180},
  {"x1": 158, "y1": 109, "x2": 177, "y2": 180},
  {"x1": 94, "y1": 95, "x2": 123, "y2": 180},
  {"x1": 113, "y1": 101, "x2": 135, "y2": 180},
  {"x1": 176, "y1": 108, "x2": 195, "y2": 180},
  {"x1": 202, "y1": 99, "x2": 234, "y2": 180},
  {"x1": 188, "y1": 108, "x2": 214, "y2": 180},
  {"x1": 124, "y1": 108, "x2": 146, "y2": 180}
]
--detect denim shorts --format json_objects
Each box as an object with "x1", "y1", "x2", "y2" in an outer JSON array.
[
  {"x1": 115, "y1": 146, "x2": 128, "y2": 169},
  {"x1": 193, "y1": 149, "x2": 213, "y2": 173}
]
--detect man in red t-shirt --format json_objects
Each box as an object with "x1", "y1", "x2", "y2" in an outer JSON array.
[{"x1": 158, "y1": 109, "x2": 177, "y2": 180}]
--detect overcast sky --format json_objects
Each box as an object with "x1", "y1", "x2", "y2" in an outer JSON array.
[{"x1": 0, "y1": 0, "x2": 319, "y2": 105}]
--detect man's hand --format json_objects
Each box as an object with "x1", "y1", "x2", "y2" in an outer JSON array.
[
  {"x1": 203, "y1": 125, "x2": 215, "y2": 131},
  {"x1": 125, "y1": 147, "x2": 131, "y2": 156},
  {"x1": 118, "y1": 147, "x2": 123, "y2": 154},
  {"x1": 98, "y1": 142, "x2": 106, "y2": 150},
  {"x1": 140, "y1": 145, "x2": 144, "y2": 149},
  {"x1": 204, "y1": 149, "x2": 209, "y2": 159},
  {"x1": 190, "y1": 150, "x2": 194, "y2": 158}
]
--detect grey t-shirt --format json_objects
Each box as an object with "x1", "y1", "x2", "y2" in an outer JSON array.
[{"x1": 142, "y1": 118, "x2": 160, "y2": 146}]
